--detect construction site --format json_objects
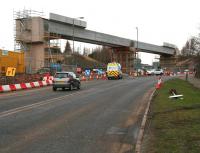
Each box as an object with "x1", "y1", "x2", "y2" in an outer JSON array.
[{"x1": 1, "y1": 9, "x2": 196, "y2": 84}]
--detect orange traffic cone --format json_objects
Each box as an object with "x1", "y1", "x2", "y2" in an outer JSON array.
[
  {"x1": 89, "y1": 75, "x2": 93, "y2": 80},
  {"x1": 156, "y1": 77, "x2": 162, "y2": 89},
  {"x1": 102, "y1": 74, "x2": 107, "y2": 80},
  {"x1": 81, "y1": 75, "x2": 86, "y2": 81}
]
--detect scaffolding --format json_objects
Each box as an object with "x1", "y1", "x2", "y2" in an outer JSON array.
[
  {"x1": 13, "y1": 9, "x2": 63, "y2": 72},
  {"x1": 43, "y1": 32, "x2": 62, "y2": 67},
  {"x1": 13, "y1": 9, "x2": 44, "y2": 52}
]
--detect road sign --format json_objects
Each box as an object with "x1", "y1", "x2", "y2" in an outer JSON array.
[
  {"x1": 85, "y1": 69, "x2": 91, "y2": 76},
  {"x1": 97, "y1": 69, "x2": 103, "y2": 75},
  {"x1": 6, "y1": 67, "x2": 16, "y2": 76}
]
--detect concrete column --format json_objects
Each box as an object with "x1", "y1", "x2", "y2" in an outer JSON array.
[
  {"x1": 111, "y1": 47, "x2": 134, "y2": 73},
  {"x1": 25, "y1": 43, "x2": 45, "y2": 73}
]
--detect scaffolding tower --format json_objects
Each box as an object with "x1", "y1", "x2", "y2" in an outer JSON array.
[
  {"x1": 13, "y1": 9, "x2": 63, "y2": 73},
  {"x1": 43, "y1": 32, "x2": 62, "y2": 67},
  {"x1": 13, "y1": 9, "x2": 44, "y2": 52}
]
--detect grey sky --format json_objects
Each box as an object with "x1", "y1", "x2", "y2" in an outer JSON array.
[{"x1": 0, "y1": 0, "x2": 200, "y2": 64}]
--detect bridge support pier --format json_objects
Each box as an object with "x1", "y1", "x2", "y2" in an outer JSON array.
[
  {"x1": 160, "y1": 55, "x2": 178, "y2": 72},
  {"x1": 111, "y1": 47, "x2": 134, "y2": 74}
]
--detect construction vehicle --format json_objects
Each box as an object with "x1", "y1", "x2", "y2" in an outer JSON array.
[{"x1": 106, "y1": 62, "x2": 123, "y2": 79}]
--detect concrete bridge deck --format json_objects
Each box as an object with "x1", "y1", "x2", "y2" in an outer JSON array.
[{"x1": 45, "y1": 13, "x2": 175, "y2": 55}]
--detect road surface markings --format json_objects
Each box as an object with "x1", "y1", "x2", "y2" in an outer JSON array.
[
  {"x1": 0, "y1": 86, "x2": 51, "y2": 99},
  {"x1": 0, "y1": 88, "x2": 94, "y2": 118}
]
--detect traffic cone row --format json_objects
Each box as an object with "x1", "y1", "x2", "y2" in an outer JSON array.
[{"x1": 80, "y1": 74, "x2": 107, "y2": 81}]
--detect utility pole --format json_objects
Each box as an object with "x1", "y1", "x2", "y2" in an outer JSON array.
[
  {"x1": 136, "y1": 27, "x2": 139, "y2": 76},
  {"x1": 72, "y1": 17, "x2": 84, "y2": 66}
]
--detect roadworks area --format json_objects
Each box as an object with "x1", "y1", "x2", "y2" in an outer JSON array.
[{"x1": 141, "y1": 78, "x2": 200, "y2": 153}]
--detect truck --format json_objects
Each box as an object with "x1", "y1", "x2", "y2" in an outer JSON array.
[{"x1": 106, "y1": 62, "x2": 123, "y2": 79}]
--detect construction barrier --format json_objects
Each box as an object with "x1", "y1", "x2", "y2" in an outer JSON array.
[{"x1": 0, "y1": 80, "x2": 53, "y2": 93}]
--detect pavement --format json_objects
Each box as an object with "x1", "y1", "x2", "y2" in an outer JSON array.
[{"x1": 188, "y1": 76, "x2": 200, "y2": 89}]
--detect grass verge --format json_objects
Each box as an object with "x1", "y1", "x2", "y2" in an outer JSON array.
[{"x1": 142, "y1": 78, "x2": 200, "y2": 153}]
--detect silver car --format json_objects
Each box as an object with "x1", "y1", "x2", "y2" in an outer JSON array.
[
  {"x1": 154, "y1": 69, "x2": 164, "y2": 75},
  {"x1": 52, "y1": 71, "x2": 81, "y2": 91}
]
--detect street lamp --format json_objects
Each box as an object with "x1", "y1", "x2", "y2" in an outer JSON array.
[
  {"x1": 136, "y1": 27, "x2": 139, "y2": 76},
  {"x1": 136, "y1": 27, "x2": 138, "y2": 51},
  {"x1": 72, "y1": 17, "x2": 84, "y2": 54}
]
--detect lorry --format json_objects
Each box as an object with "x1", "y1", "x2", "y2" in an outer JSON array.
[{"x1": 106, "y1": 62, "x2": 123, "y2": 79}]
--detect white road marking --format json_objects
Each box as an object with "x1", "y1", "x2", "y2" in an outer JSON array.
[{"x1": 0, "y1": 89, "x2": 94, "y2": 118}]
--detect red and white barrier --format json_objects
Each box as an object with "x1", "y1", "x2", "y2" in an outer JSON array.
[{"x1": 0, "y1": 80, "x2": 53, "y2": 93}]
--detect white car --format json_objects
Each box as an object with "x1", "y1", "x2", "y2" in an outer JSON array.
[
  {"x1": 146, "y1": 69, "x2": 155, "y2": 75},
  {"x1": 154, "y1": 69, "x2": 163, "y2": 75}
]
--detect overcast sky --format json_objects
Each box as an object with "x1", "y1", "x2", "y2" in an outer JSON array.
[{"x1": 1, "y1": 0, "x2": 200, "y2": 64}]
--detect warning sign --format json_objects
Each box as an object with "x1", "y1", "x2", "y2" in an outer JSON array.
[{"x1": 6, "y1": 67, "x2": 16, "y2": 76}]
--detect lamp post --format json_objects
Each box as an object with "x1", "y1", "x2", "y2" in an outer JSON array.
[
  {"x1": 72, "y1": 17, "x2": 84, "y2": 54},
  {"x1": 72, "y1": 17, "x2": 84, "y2": 67},
  {"x1": 136, "y1": 27, "x2": 139, "y2": 76},
  {"x1": 136, "y1": 27, "x2": 138, "y2": 51}
]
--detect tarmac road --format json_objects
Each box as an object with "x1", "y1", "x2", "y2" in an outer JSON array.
[{"x1": 0, "y1": 76, "x2": 160, "y2": 153}]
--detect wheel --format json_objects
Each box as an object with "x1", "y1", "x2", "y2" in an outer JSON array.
[
  {"x1": 53, "y1": 87, "x2": 57, "y2": 91},
  {"x1": 77, "y1": 83, "x2": 80, "y2": 90},
  {"x1": 69, "y1": 84, "x2": 73, "y2": 91}
]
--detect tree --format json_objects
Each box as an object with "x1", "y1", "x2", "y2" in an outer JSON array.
[
  {"x1": 190, "y1": 37, "x2": 200, "y2": 55},
  {"x1": 88, "y1": 46, "x2": 112, "y2": 64},
  {"x1": 181, "y1": 37, "x2": 200, "y2": 56},
  {"x1": 63, "y1": 41, "x2": 72, "y2": 55},
  {"x1": 181, "y1": 40, "x2": 190, "y2": 56}
]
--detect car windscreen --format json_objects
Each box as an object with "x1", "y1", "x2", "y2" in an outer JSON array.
[
  {"x1": 107, "y1": 66, "x2": 118, "y2": 71},
  {"x1": 54, "y1": 73, "x2": 69, "y2": 78}
]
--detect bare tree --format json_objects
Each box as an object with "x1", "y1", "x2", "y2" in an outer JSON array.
[
  {"x1": 181, "y1": 37, "x2": 200, "y2": 56},
  {"x1": 191, "y1": 37, "x2": 200, "y2": 55},
  {"x1": 88, "y1": 46, "x2": 112, "y2": 64}
]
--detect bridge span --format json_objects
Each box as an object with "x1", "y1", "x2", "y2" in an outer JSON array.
[
  {"x1": 15, "y1": 12, "x2": 176, "y2": 73},
  {"x1": 48, "y1": 13, "x2": 175, "y2": 55}
]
